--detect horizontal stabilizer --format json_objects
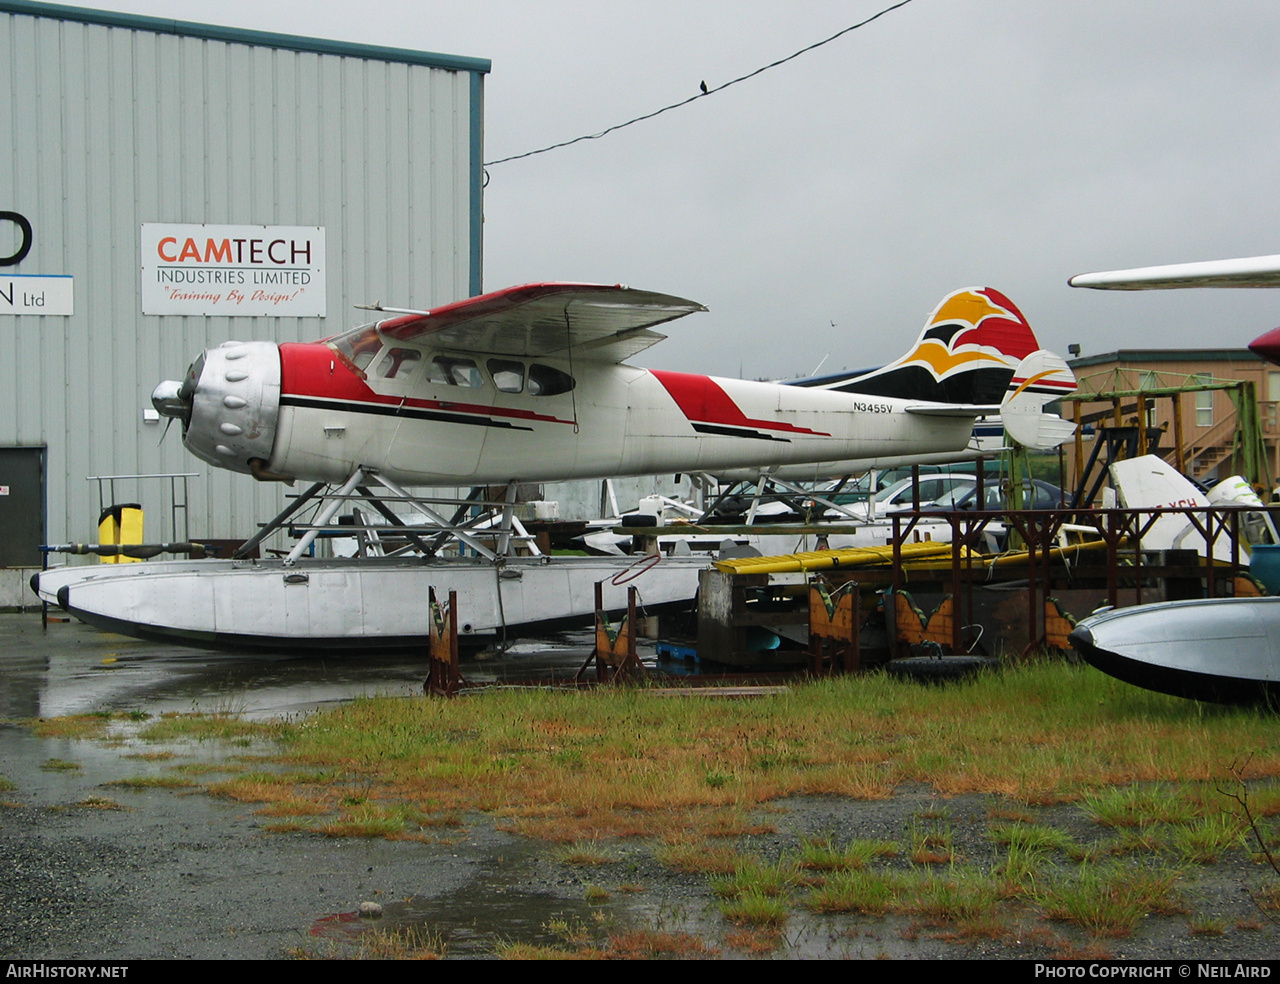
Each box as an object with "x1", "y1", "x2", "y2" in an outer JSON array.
[
  {"x1": 904, "y1": 404, "x2": 999, "y2": 418},
  {"x1": 999, "y1": 350, "x2": 1077, "y2": 450}
]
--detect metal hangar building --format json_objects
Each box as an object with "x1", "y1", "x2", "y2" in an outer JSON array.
[{"x1": 0, "y1": 1, "x2": 489, "y2": 599}]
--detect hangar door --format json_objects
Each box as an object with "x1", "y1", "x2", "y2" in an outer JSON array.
[{"x1": 0, "y1": 447, "x2": 45, "y2": 566}]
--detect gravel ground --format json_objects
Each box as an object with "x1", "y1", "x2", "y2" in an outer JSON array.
[
  {"x1": 3, "y1": 716, "x2": 1280, "y2": 961},
  {"x1": 3, "y1": 614, "x2": 1280, "y2": 960}
]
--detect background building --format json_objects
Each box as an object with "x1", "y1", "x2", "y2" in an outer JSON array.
[
  {"x1": 1065, "y1": 349, "x2": 1280, "y2": 498},
  {"x1": 0, "y1": 1, "x2": 488, "y2": 599}
]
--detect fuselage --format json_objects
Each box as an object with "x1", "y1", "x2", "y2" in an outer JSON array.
[{"x1": 169, "y1": 333, "x2": 978, "y2": 487}]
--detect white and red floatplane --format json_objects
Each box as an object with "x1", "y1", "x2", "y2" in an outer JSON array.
[{"x1": 37, "y1": 282, "x2": 1076, "y2": 650}]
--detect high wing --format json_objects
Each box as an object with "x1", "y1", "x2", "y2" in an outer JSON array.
[
  {"x1": 374, "y1": 282, "x2": 708, "y2": 361},
  {"x1": 1068, "y1": 254, "x2": 1280, "y2": 290}
]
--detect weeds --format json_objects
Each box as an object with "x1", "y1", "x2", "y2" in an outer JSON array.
[
  {"x1": 102, "y1": 775, "x2": 196, "y2": 789},
  {"x1": 709, "y1": 858, "x2": 797, "y2": 901},
  {"x1": 1036, "y1": 862, "x2": 1186, "y2": 937},
  {"x1": 557, "y1": 842, "x2": 617, "y2": 866},
  {"x1": 76, "y1": 796, "x2": 126, "y2": 810},
  {"x1": 803, "y1": 869, "x2": 897, "y2": 916},
  {"x1": 796, "y1": 836, "x2": 898, "y2": 872},
  {"x1": 718, "y1": 888, "x2": 789, "y2": 927}
]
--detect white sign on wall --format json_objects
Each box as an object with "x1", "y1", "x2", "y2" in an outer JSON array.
[
  {"x1": 0, "y1": 274, "x2": 74, "y2": 315},
  {"x1": 141, "y1": 224, "x2": 326, "y2": 317}
]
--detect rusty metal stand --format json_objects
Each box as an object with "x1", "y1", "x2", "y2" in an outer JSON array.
[
  {"x1": 425, "y1": 587, "x2": 464, "y2": 697},
  {"x1": 580, "y1": 582, "x2": 645, "y2": 683}
]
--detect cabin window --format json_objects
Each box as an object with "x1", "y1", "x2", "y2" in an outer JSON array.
[
  {"x1": 327, "y1": 324, "x2": 382, "y2": 375},
  {"x1": 374, "y1": 348, "x2": 422, "y2": 380},
  {"x1": 487, "y1": 359, "x2": 525, "y2": 394},
  {"x1": 1194, "y1": 373, "x2": 1213, "y2": 428},
  {"x1": 528, "y1": 363, "x2": 575, "y2": 396},
  {"x1": 1139, "y1": 371, "x2": 1158, "y2": 428},
  {"x1": 426, "y1": 355, "x2": 484, "y2": 388}
]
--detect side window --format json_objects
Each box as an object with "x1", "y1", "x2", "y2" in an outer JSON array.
[
  {"x1": 374, "y1": 348, "x2": 422, "y2": 380},
  {"x1": 527, "y1": 363, "x2": 575, "y2": 397},
  {"x1": 487, "y1": 359, "x2": 525, "y2": 394},
  {"x1": 425, "y1": 356, "x2": 484, "y2": 388}
]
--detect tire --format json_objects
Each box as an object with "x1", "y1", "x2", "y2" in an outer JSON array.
[{"x1": 885, "y1": 655, "x2": 999, "y2": 682}]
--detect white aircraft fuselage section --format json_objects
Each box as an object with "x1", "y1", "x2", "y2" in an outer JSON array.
[
  {"x1": 154, "y1": 283, "x2": 1075, "y2": 491},
  {"x1": 263, "y1": 341, "x2": 972, "y2": 486}
]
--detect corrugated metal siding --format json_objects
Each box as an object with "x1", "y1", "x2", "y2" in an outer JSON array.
[{"x1": 0, "y1": 5, "x2": 484, "y2": 549}]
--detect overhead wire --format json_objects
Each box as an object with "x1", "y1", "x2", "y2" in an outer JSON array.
[{"x1": 483, "y1": 0, "x2": 916, "y2": 167}]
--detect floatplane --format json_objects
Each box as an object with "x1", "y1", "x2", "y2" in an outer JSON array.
[
  {"x1": 36, "y1": 282, "x2": 1076, "y2": 650},
  {"x1": 1068, "y1": 254, "x2": 1280, "y2": 704}
]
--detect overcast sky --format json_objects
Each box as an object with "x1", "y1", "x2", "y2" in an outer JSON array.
[{"x1": 77, "y1": 0, "x2": 1280, "y2": 379}]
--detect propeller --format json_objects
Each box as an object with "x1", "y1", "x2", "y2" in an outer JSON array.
[{"x1": 151, "y1": 377, "x2": 191, "y2": 447}]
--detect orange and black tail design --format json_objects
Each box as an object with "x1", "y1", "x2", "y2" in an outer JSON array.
[{"x1": 792, "y1": 287, "x2": 1040, "y2": 405}]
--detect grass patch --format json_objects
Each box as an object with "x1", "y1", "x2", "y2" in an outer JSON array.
[
  {"x1": 656, "y1": 842, "x2": 741, "y2": 875},
  {"x1": 312, "y1": 802, "x2": 432, "y2": 839},
  {"x1": 718, "y1": 888, "x2": 790, "y2": 927},
  {"x1": 1036, "y1": 862, "x2": 1186, "y2": 937},
  {"x1": 1083, "y1": 784, "x2": 1199, "y2": 828},
  {"x1": 1168, "y1": 815, "x2": 1248, "y2": 864},
  {"x1": 898, "y1": 866, "x2": 1000, "y2": 924},
  {"x1": 135, "y1": 712, "x2": 287, "y2": 744},
  {"x1": 492, "y1": 923, "x2": 716, "y2": 960},
  {"x1": 607, "y1": 929, "x2": 717, "y2": 958},
  {"x1": 1188, "y1": 917, "x2": 1227, "y2": 936},
  {"x1": 255, "y1": 797, "x2": 330, "y2": 818},
  {"x1": 255, "y1": 664, "x2": 1280, "y2": 835},
  {"x1": 103, "y1": 775, "x2": 197, "y2": 789},
  {"x1": 23, "y1": 714, "x2": 116, "y2": 740},
  {"x1": 349, "y1": 925, "x2": 445, "y2": 960},
  {"x1": 76, "y1": 796, "x2": 127, "y2": 810},
  {"x1": 40, "y1": 758, "x2": 81, "y2": 772},
  {"x1": 709, "y1": 857, "x2": 797, "y2": 900},
  {"x1": 205, "y1": 773, "x2": 307, "y2": 803},
  {"x1": 804, "y1": 868, "x2": 897, "y2": 916},
  {"x1": 557, "y1": 842, "x2": 618, "y2": 866},
  {"x1": 909, "y1": 819, "x2": 956, "y2": 865},
  {"x1": 796, "y1": 835, "x2": 898, "y2": 871}
]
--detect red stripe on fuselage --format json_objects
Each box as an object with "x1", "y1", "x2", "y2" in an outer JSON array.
[
  {"x1": 650, "y1": 370, "x2": 831, "y2": 437},
  {"x1": 279, "y1": 343, "x2": 575, "y2": 425}
]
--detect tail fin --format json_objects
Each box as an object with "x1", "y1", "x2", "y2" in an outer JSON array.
[
  {"x1": 794, "y1": 287, "x2": 1040, "y2": 404},
  {"x1": 999, "y1": 350, "x2": 1078, "y2": 450}
]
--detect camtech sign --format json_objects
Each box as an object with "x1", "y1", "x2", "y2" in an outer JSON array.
[{"x1": 141, "y1": 223, "x2": 326, "y2": 317}]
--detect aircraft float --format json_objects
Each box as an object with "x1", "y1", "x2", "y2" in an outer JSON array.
[
  {"x1": 1068, "y1": 254, "x2": 1280, "y2": 704},
  {"x1": 37, "y1": 282, "x2": 1077, "y2": 650}
]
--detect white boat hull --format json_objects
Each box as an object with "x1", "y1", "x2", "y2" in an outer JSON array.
[
  {"x1": 1068, "y1": 597, "x2": 1280, "y2": 705},
  {"x1": 34, "y1": 555, "x2": 706, "y2": 651}
]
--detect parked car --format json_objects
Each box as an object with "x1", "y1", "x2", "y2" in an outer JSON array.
[
  {"x1": 870, "y1": 474, "x2": 979, "y2": 516},
  {"x1": 822, "y1": 463, "x2": 988, "y2": 504},
  {"x1": 920, "y1": 478, "x2": 1065, "y2": 512}
]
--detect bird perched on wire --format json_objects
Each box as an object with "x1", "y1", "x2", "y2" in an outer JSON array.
[{"x1": 699, "y1": 80, "x2": 709, "y2": 94}]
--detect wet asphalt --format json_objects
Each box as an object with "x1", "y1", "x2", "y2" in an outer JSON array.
[
  {"x1": 6, "y1": 614, "x2": 1280, "y2": 961},
  {"x1": 0, "y1": 613, "x2": 649, "y2": 960}
]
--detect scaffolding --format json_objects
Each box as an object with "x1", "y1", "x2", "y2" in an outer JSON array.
[{"x1": 1059, "y1": 369, "x2": 1272, "y2": 497}]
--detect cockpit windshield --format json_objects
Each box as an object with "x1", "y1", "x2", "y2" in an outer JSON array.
[{"x1": 326, "y1": 323, "x2": 382, "y2": 375}]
